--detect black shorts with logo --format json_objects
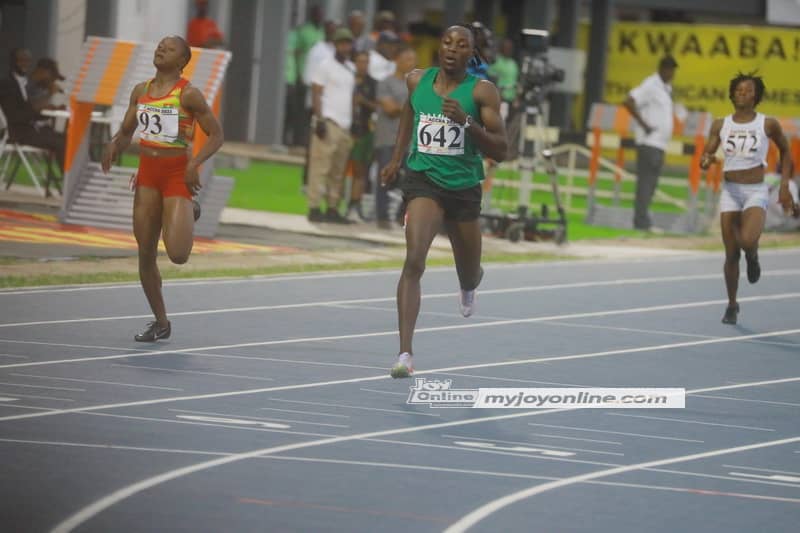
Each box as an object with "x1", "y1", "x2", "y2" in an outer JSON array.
[{"x1": 399, "y1": 169, "x2": 482, "y2": 222}]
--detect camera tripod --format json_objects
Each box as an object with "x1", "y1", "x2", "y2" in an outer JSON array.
[{"x1": 481, "y1": 99, "x2": 568, "y2": 244}]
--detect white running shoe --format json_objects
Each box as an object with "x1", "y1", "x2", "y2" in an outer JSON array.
[
  {"x1": 390, "y1": 352, "x2": 414, "y2": 378},
  {"x1": 459, "y1": 289, "x2": 476, "y2": 317},
  {"x1": 459, "y1": 267, "x2": 483, "y2": 318}
]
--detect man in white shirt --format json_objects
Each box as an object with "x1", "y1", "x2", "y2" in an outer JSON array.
[
  {"x1": 302, "y1": 20, "x2": 336, "y2": 87},
  {"x1": 368, "y1": 31, "x2": 399, "y2": 82},
  {"x1": 623, "y1": 56, "x2": 678, "y2": 231},
  {"x1": 307, "y1": 27, "x2": 356, "y2": 224}
]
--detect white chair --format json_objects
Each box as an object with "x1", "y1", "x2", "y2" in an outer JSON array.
[{"x1": 0, "y1": 105, "x2": 59, "y2": 196}]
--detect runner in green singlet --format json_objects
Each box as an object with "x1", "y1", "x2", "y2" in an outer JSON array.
[{"x1": 380, "y1": 25, "x2": 508, "y2": 378}]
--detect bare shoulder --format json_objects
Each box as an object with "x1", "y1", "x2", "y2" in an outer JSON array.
[
  {"x1": 180, "y1": 84, "x2": 209, "y2": 110},
  {"x1": 474, "y1": 78, "x2": 501, "y2": 103},
  {"x1": 130, "y1": 81, "x2": 148, "y2": 102}
]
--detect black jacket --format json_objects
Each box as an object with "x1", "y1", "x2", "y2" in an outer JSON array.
[{"x1": 0, "y1": 76, "x2": 40, "y2": 141}]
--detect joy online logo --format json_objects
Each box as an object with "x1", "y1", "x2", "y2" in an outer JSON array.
[{"x1": 406, "y1": 378, "x2": 478, "y2": 408}]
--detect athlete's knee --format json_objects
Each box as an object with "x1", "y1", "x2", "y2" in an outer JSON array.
[
  {"x1": 739, "y1": 236, "x2": 759, "y2": 253},
  {"x1": 167, "y1": 249, "x2": 190, "y2": 265},
  {"x1": 725, "y1": 248, "x2": 741, "y2": 264},
  {"x1": 402, "y1": 254, "x2": 426, "y2": 279}
]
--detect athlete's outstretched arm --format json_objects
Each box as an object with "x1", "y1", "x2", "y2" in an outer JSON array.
[
  {"x1": 699, "y1": 118, "x2": 723, "y2": 170},
  {"x1": 181, "y1": 85, "x2": 224, "y2": 194},
  {"x1": 765, "y1": 117, "x2": 797, "y2": 214},
  {"x1": 102, "y1": 83, "x2": 145, "y2": 173},
  {"x1": 441, "y1": 79, "x2": 508, "y2": 161},
  {"x1": 380, "y1": 69, "x2": 423, "y2": 186}
]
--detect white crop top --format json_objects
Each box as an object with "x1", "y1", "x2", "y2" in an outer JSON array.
[{"x1": 719, "y1": 113, "x2": 769, "y2": 172}]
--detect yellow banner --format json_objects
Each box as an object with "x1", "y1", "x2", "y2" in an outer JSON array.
[{"x1": 604, "y1": 23, "x2": 800, "y2": 118}]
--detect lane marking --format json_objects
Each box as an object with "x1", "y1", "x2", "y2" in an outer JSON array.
[
  {"x1": 605, "y1": 413, "x2": 775, "y2": 432},
  {"x1": 527, "y1": 423, "x2": 704, "y2": 443},
  {"x1": 267, "y1": 398, "x2": 441, "y2": 418},
  {"x1": 47, "y1": 375, "x2": 800, "y2": 533},
  {"x1": 168, "y1": 409, "x2": 349, "y2": 429},
  {"x1": 728, "y1": 472, "x2": 800, "y2": 483},
  {"x1": 0, "y1": 381, "x2": 85, "y2": 392},
  {"x1": 9, "y1": 373, "x2": 184, "y2": 392},
  {"x1": 722, "y1": 465, "x2": 800, "y2": 477},
  {"x1": 175, "y1": 415, "x2": 290, "y2": 430},
  {"x1": 3, "y1": 293, "x2": 799, "y2": 371},
  {"x1": 444, "y1": 436, "x2": 800, "y2": 532},
  {"x1": 3, "y1": 332, "x2": 800, "y2": 424},
  {"x1": 4, "y1": 270, "x2": 800, "y2": 329},
  {"x1": 111, "y1": 364, "x2": 275, "y2": 382},
  {"x1": 442, "y1": 434, "x2": 623, "y2": 456}
]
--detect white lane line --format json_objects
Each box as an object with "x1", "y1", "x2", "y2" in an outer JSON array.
[
  {"x1": 443, "y1": 436, "x2": 800, "y2": 533},
  {"x1": 0, "y1": 353, "x2": 28, "y2": 359},
  {"x1": 3, "y1": 436, "x2": 799, "y2": 505},
  {"x1": 5, "y1": 270, "x2": 800, "y2": 329},
  {"x1": 359, "y1": 388, "x2": 408, "y2": 396},
  {"x1": 547, "y1": 321, "x2": 800, "y2": 349},
  {"x1": 4, "y1": 436, "x2": 799, "y2": 506},
  {"x1": 0, "y1": 381, "x2": 85, "y2": 392},
  {"x1": 3, "y1": 331, "x2": 800, "y2": 424},
  {"x1": 605, "y1": 413, "x2": 775, "y2": 432},
  {"x1": 110, "y1": 364, "x2": 274, "y2": 382},
  {"x1": 0, "y1": 392, "x2": 75, "y2": 402},
  {"x1": 0, "y1": 256, "x2": 734, "y2": 296},
  {"x1": 529, "y1": 433, "x2": 622, "y2": 446},
  {"x1": 168, "y1": 409, "x2": 350, "y2": 429},
  {"x1": 329, "y1": 303, "x2": 515, "y2": 322},
  {"x1": 692, "y1": 394, "x2": 800, "y2": 408},
  {"x1": 0, "y1": 339, "x2": 152, "y2": 353},
  {"x1": 9, "y1": 373, "x2": 184, "y2": 392},
  {"x1": 722, "y1": 465, "x2": 800, "y2": 477},
  {"x1": 259, "y1": 407, "x2": 350, "y2": 419},
  {"x1": 49, "y1": 407, "x2": 568, "y2": 533},
  {"x1": 46, "y1": 374, "x2": 800, "y2": 533},
  {"x1": 0, "y1": 397, "x2": 17, "y2": 402},
  {"x1": 441, "y1": 434, "x2": 624, "y2": 456},
  {"x1": 3, "y1": 292, "x2": 799, "y2": 371},
  {"x1": 267, "y1": 398, "x2": 441, "y2": 418},
  {"x1": 175, "y1": 415, "x2": 290, "y2": 430},
  {"x1": 184, "y1": 352, "x2": 386, "y2": 370},
  {"x1": 728, "y1": 472, "x2": 800, "y2": 483},
  {"x1": 0, "y1": 404, "x2": 51, "y2": 410},
  {"x1": 527, "y1": 423, "x2": 705, "y2": 443},
  {"x1": 441, "y1": 372, "x2": 592, "y2": 387}
]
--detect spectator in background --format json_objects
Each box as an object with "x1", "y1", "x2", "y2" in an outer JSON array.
[
  {"x1": 187, "y1": 0, "x2": 224, "y2": 48},
  {"x1": 374, "y1": 45, "x2": 416, "y2": 229},
  {"x1": 362, "y1": 10, "x2": 396, "y2": 52},
  {"x1": 294, "y1": 4, "x2": 325, "y2": 145},
  {"x1": 347, "y1": 50, "x2": 378, "y2": 223},
  {"x1": 623, "y1": 55, "x2": 678, "y2": 231},
  {"x1": 303, "y1": 20, "x2": 337, "y2": 86},
  {"x1": 368, "y1": 31, "x2": 399, "y2": 82},
  {"x1": 488, "y1": 37, "x2": 518, "y2": 121},
  {"x1": 348, "y1": 10, "x2": 368, "y2": 52},
  {"x1": 307, "y1": 28, "x2": 356, "y2": 224},
  {"x1": 27, "y1": 58, "x2": 66, "y2": 113},
  {"x1": 0, "y1": 48, "x2": 65, "y2": 175}
]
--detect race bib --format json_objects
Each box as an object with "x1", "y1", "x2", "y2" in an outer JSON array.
[
  {"x1": 417, "y1": 113, "x2": 464, "y2": 156},
  {"x1": 724, "y1": 128, "x2": 760, "y2": 157},
  {"x1": 136, "y1": 104, "x2": 180, "y2": 143}
]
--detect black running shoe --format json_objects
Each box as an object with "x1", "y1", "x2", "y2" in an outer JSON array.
[
  {"x1": 192, "y1": 199, "x2": 201, "y2": 221},
  {"x1": 745, "y1": 253, "x2": 760, "y2": 284},
  {"x1": 135, "y1": 321, "x2": 171, "y2": 342},
  {"x1": 721, "y1": 304, "x2": 739, "y2": 325}
]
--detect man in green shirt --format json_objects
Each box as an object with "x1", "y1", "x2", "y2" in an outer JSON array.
[{"x1": 488, "y1": 37, "x2": 519, "y2": 105}]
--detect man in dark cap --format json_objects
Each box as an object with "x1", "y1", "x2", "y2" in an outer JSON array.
[{"x1": 623, "y1": 55, "x2": 679, "y2": 231}]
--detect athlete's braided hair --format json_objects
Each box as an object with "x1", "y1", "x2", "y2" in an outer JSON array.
[{"x1": 728, "y1": 71, "x2": 765, "y2": 107}]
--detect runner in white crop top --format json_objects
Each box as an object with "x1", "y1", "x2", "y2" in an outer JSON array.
[{"x1": 699, "y1": 72, "x2": 796, "y2": 325}]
